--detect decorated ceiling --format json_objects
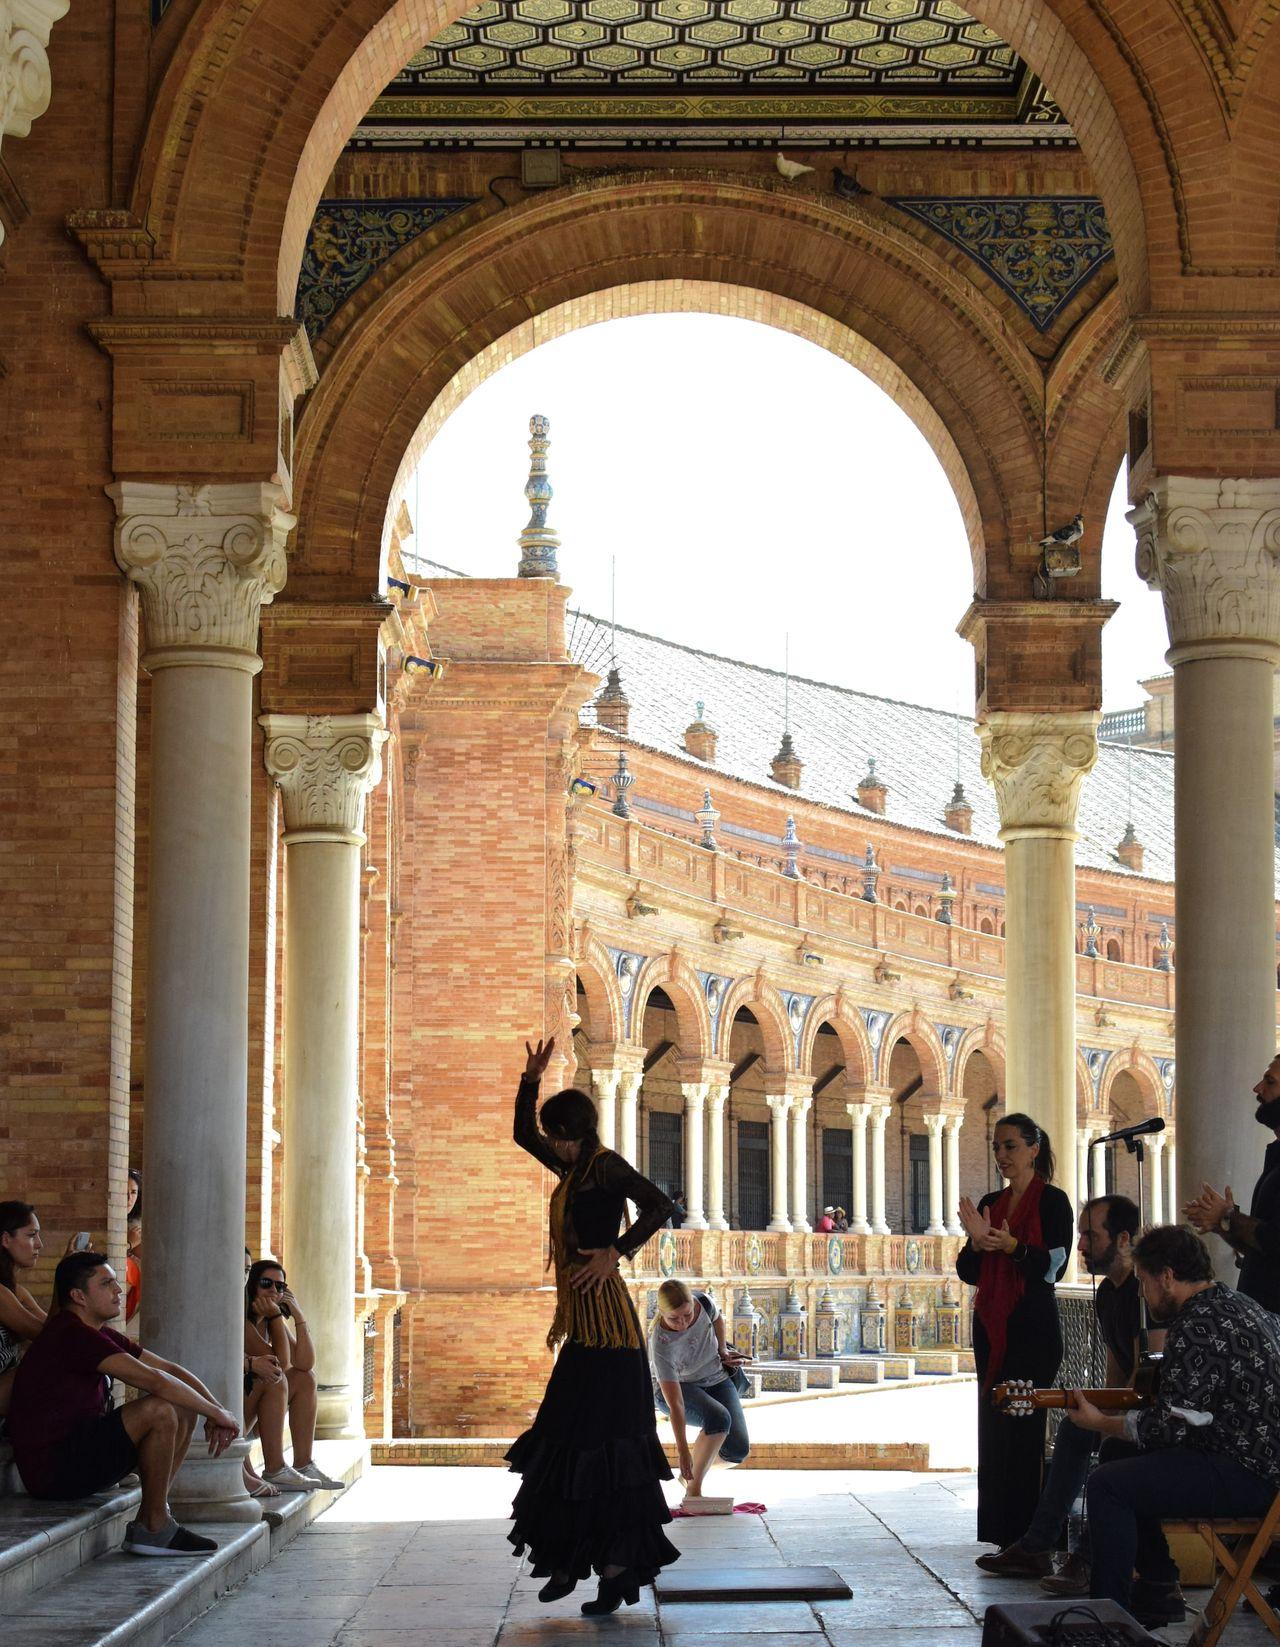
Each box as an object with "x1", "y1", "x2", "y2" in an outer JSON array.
[{"x1": 350, "y1": 0, "x2": 1067, "y2": 150}]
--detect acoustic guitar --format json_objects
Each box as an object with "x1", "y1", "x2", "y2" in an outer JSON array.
[{"x1": 993, "y1": 1358, "x2": 1162, "y2": 1417}]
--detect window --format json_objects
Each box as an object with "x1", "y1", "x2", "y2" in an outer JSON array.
[
  {"x1": 647, "y1": 1110, "x2": 683, "y2": 1201},
  {"x1": 980, "y1": 917, "x2": 994, "y2": 935},
  {"x1": 1107, "y1": 939, "x2": 1122, "y2": 961},
  {"x1": 737, "y1": 1119, "x2": 769, "y2": 1231},
  {"x1": 909, "y1": 1134, "x2": 930, "y2": 1233},
  {"x1": 821, "y1": 1127, "x2": 852, "y2": 1219}
]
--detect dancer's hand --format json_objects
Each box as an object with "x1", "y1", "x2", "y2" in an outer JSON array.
[
  {"x1": 958, "y1": 1197, "x2": 991, "y2": 1245},
  {"x1": 524, "y1": 1037, "x2": 556, "y2": 1081},
  {"x1": 569, "y1": 1247, "x2": 619, "y2": 1293},
  {"x1": 1184, "y1": 1182, "x2": 1231, "y2": 1234}
]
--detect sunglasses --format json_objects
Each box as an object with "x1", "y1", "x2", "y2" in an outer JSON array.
[{"x1": 257, "y1": 1278, "x2": 287, "y2": 1291}]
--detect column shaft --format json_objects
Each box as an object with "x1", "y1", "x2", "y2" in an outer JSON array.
[
  {"x1": 944, "y1": 1116, "x2": 964, "y2": 1236},
  {"x1": 924, "y1": 1116, "x2": 946, "y2": 1235},
  {"x1": 1166, "y1": 1137, "x2": 1178, "y2": 1222},
  {"x1": 1090, "y1": 1138, "x2": 1108, "y2": 1201},
  {"x1": 847, "y1": 1103, "x2": 871, "y2": 1234},
  {"x1": 869, "y1": 1106, "x2": 890, "y2": 1234},
  {"x1": 618, "y1": 1073, "x2": 641, "y2": 1168},
  {"x1": 1147, "y1": 1137, "x2": 1166, "y2": 1224},
  {"x1": 790, "y1": 1099, "x2": 812, "y2": 1233},
  {"x1": 767, "y1": 1096, "x2": 792, "y2": 1232},
  {"x1": 591, "y1": 1070, "x2": 619, "y2": 1150},
  {"x1": 681, "y1": 1084, "x2": 708, "y2": 1230},
  {"x1": 706, "y1": 1087, "x2": 729, "y2": 1230}
]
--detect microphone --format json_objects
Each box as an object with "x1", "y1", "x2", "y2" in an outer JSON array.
[{"x1": 1090, "y1": 1116, "x2": 1165, "y2": 1145}]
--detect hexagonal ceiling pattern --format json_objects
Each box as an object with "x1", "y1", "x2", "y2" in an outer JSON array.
[{"x1": 353, "y1": 0, "x2": 1066, "y2": 149}]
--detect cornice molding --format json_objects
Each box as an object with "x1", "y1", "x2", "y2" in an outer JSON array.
[
  {"x1": 978, "y1": 711, "x2": 1100, "y2": 839},
  {"x1": 1130, "y1": 476, "x2": 1280, "y2": 660},
  {"x1": 108, "y1": 480, "x2": 293, "y2": 670},
  {"x1": 261, "y1": 712, "x2": 388, "y2": 842},
  {"x1": 0, "y1": 0, "x2": 69, "y2": 246}
]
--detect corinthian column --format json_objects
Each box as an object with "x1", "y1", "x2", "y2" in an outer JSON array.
[
  {"x1": 111, "y1": 480, "x2": 292, "y2": 1521},
  {"x1": 1146, "y1": 1134, "x2": 1166, "y2": 1224},
  {"x1": 846, "y1": 1102, "x2": 872, "y2": 1234},
  {"x1": 706, "y1": 1083, "x2": 729, "y2": 1230},
  {"x1": 765, "y1": 1094, "x2": 793, "y2": 1232},
  {"x1": 680, "y1": 1081, "x2": 709, "y2": 1230},
  {"x1": 262, "y1": 713, "x2": 388, "y2": 1437},
  {"x1": 0, "y1": 1, "x2": 70, "y2": 248},
  {"x1": 617, "y1": 1070, "x2": 641, "y2": 1168},
  {"x1": 944, "y1": 1114, "x2": 964, "y2": 1236},
  {"x1": 1132, "y1": 478, "x2": 1280, "y2": 1280},
  {"x1": 590, "y1": 1067, "x2": 620, "y2": 1150},
  {"x1": 923, "y1": 1113, "x2": 947, "y2": 1235},
  {"x1": 789, "y1": 1093, "x2": 813, "y2": 1233},
  {"x1": 868, "y1": 1099, "x2": 891, "y2": 1234},
  {"x1": 979, "y1": 711, "x2": 1098, "y2": 1219}
]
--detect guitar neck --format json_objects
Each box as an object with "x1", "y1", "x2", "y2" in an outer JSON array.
[{"x1": 1026, "y1": 1388, "x2": 1145, "y2": 1412}]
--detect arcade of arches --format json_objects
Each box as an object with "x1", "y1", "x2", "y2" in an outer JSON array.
[{"x1": 5, "y1": 0, "x2": 1280, "y2": 1523}]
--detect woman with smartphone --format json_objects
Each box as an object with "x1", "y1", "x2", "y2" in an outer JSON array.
[
  {"x1": 243, "y1": 1260, "x2": 342, "y2": 1492},
  {"x1": 0, "y1": 1201, "x2": 48, "y2": 1419}
]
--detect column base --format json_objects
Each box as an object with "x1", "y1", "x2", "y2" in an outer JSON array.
[
  {"x1": 707, "y1": 1216, "x2": 729, "y2": 1231},
  {"x1": 315, "y1": 1384, "x2": 365, "y2": 1441},
  {"x1": 944, "y1": 1221, "x2": 964, "y2": 1238},
  {"x1": 872, "y1": 1220, "x2": 891, "y2": 1235},
  {"x1": 792, "y1": 1219, "x2": 812, "y2": 1234},
  {"x1": 850, "y1": 1218, "x2": 872, "y2": 1235},
  {"x1": 682, "y1": 1213, "x2": 709, "y2": 1230},
  {"x1": 925, "y1": 1220, "x2": 947, "y2": 1236},
  {"x1": 169, "y1": 1444, "x2": 260, "y2": 1525},
  {"x1": 767, "y1": 1217, "x2": 793, "y2": 1233}
]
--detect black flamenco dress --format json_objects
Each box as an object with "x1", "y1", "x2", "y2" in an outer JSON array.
[{"x1": 506, "y1": 1075, "x2": 681, "y2": 1586}]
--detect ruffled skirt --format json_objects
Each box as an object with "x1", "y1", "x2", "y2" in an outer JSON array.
[{"x1": 506, "y1": 1338, "x2": 681, "y2": 1584}]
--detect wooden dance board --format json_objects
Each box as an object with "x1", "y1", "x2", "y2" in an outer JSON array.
[{"x1": 655, "y1": 1565, "x2": 852, "y2": 1602}]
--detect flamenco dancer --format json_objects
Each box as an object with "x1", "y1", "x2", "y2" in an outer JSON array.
[
  {"x1": 507, "y1": 1037, "x2": 682, "y2": 1616},
  {"x1": 956, "y1": 1112, "x2": 1074, "y2": 1556}
]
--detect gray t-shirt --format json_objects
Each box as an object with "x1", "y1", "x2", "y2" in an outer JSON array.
[{"x1": 650, "y1": 1292, "x2": 723, "y2": 1389}]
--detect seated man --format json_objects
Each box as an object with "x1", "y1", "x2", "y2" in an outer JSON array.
[
  {"x1": 7, "y1": 1250, "x2": 239, "y2": 1557},
  {"x1": 977, "y1": 1194, "x2": 1154, "y2": 1592},
  {"x1": 1070, "y1": 1224, "x2": 1280, "y2": 1628}
]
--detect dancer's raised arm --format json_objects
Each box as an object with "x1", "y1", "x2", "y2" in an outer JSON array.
[{"x1": 513, "y1": 1037, "x2": 565, "y2": 1173}]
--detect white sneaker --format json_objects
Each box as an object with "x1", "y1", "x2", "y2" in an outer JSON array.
[
  {"x1": 261, "y1": 1464, "x2": 315, "y2": 1492},
  {"x1": 294, "y1": 1461, "x2": 343, "y2": 1491}
]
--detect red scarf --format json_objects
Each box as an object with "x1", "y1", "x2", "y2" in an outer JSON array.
[{"x1": 974, "y1": 1174, "x2": 1045, "y2": 1390}]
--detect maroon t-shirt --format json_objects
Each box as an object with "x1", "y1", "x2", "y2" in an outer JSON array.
[{"x1": 8, "y1": 1310, "x2": 140, "y2": 1471}]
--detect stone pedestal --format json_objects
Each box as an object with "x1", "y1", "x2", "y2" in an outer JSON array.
[
  {"x1": 1132, "y1": 478, "x2": 1280, "y2": 1281},
  {"x1": 263, "y1": 712, "x2": 387, "y2": 1438},
  {"x1": 112, "y1": 480, "x2": 293, "y2": 1522},
  {"x1": 979, "y1": 711, "x2": 1098, "y2": 1216}
]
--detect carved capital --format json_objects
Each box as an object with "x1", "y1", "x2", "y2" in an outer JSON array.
[
  {"x1": 109, "y1": 481, "x2": 293, "y2": 670},
  {"x1": 766, "y1": 1093, "x2": 792, "y2": 1119},
  {"x1": 261, "y1": 713, "x2": 388, "y2": 844},
  {"x1": 0, "y1": 1, "x2": 69, "y2": 244},
  {"x1": 1130, "y1": 477, "x2": 1280, "y2": 661},
  {"x1": 978, "y1": 711, "x2": 1099, "y2": 839}
]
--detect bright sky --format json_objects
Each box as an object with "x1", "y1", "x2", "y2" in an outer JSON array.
[{"x1": 411, "y1": 313, "x2": 1168, "y2": 714}]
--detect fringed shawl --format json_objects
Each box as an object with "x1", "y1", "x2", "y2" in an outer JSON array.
[{"x1": 546, "y1": 1153, "x2": 643, "y2": 1352}]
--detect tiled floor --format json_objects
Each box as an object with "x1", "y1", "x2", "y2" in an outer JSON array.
[{"x1": 166, "y1": 1464, "x2": 1280, "y2": 1647}]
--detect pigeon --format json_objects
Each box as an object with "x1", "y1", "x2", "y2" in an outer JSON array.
[
  {"x1": 833, "y1": 165, "x2": 870, "y2": 201},
  {"x1": 1037, "y1": 513, "x2": 1084, "y2": 550},
  {"x1": 776, "y1": 153, "x2": 816, "y2": 181}
]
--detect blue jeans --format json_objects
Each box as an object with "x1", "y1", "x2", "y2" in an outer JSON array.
[
  {"x1": 655, "y1": 1373, "x2": 751, "y2": 1464},
  {"x1": 1022, "y1": 1414, "x2": 1099, "y2": 1553},
  {"x1": 1088, "y1": 1448, "x2": 1276, "y2": 1610}
]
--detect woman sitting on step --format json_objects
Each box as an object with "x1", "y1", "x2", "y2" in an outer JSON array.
[
  {"x1": 0, "y1": 1201, "x2": 48, "y2": 1423},
  {"x1": 651, "y1": 1279, "x2": 752, "y2": 1500},
  {"x1": 243, "y1": 1260, "x2": 342, "y2": 1493}
]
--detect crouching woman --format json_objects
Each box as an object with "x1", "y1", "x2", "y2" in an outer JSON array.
[{"x1": 651, "y1": 1280, "x2": 751, "y2": 1499}]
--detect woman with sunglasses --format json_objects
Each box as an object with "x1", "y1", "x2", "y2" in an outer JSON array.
[
  {"x1": 243, "y1": 1260, "x2": 341, "y2": 1492},
  {"x1": 507, "y1": 1037, "x2": 681, "y2": 1619}
]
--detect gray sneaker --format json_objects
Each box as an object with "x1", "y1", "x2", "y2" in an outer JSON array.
[
  {"x1": 122, "y1": 1519, "x2": 218, "y2": 1557},
  {"x1": 294, "y1": 1460, "x2": 343, "y2": 1491}
]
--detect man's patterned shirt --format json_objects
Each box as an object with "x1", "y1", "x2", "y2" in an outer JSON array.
[{"x1": 1132, "y1": 1282, "x2": 1280, "y2": 1488}]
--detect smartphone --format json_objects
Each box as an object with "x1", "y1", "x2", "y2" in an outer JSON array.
[{"x1": 72, "y1": 1231, "x2": 92, "y2": 1251}]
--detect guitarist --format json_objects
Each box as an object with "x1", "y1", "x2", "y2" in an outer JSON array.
[
  {"x1": 1070, "y1": 1225, "x2": 1280, "y2": 1629},
  {"x1": 977, "y1": 1195, "x2": 1156, "y2": 1592}
]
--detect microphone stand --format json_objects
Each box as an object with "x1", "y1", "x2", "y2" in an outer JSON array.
[{"x1": 1086, "y1": 1130, "x2": 1152, "y2": 1359}]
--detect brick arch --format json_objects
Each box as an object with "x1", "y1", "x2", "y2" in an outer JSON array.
[
  {"x1": 1076, "y1": 1049, "x2": 1096, "y2": 1121},
  {"x1": 1099, "y1": 1046, "x2": 1163, "y2": 1121},
  {"x1": 572, "y1": 933, "x2": 625, "y2": 1047},
  {"x1": 876, "y1": 1012, "x2": 947, "y2": 1095},
  {"x1": 796, "y1": 995, "x2": 875, "y2": 1088},
  {"x1": 955, "y1": 1024, "x2": 1007, "y2": 1106},
  {"x1": 715, "y1": 976, "x2": 792, "y2": 1077},
  {"x1": 631, "y1": 953, "x2": 712, "y2": 1063},
  {"x1": 131, "y1": 0, "x2": 1178, "y2": 322},
  {"x1": 291, "y1": 177, "x2": 1060, "y2": 599}
]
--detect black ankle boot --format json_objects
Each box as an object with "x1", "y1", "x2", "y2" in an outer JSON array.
[
  {"x1": 538, "y1": 1573, "x2": 576, "y2": 1603},
  {"x1": 581, "y1": 1569, "x2": 640, "y2": 1616}
]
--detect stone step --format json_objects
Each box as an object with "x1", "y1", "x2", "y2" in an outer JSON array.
[
  {"x1": 0, "y1": 1440, "x2": 365, "y2": 1647},
  {"x1": 913, "y1": 1351, "x2": 962, "y2": 1374},
  {"x1": 757, "y1": 1366, "x2": 807, "y2": 1393},
  {"x1": 838, "y1": 1358, "x2": 884, "y2": 1384}
]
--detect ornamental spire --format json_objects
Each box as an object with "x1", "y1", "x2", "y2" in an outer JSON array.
[{"x1": 516, "y1": 413, "x2": 560, "y2": 579}]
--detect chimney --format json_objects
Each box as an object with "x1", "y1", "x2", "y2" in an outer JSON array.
[
  {"x1": 856, "y1": 756, "x2": 887, "y2": 815},
  {"x1": 684, "y1": 700, "x2": 717, "y2": 763},
  {"x1": 595, "y1": 665, "x2": 630, "y2": 735},
  {"x1": 1116, "y1": 820, "x2": 1145, "y2": 873},
  {"x1": 771, "y1": 731, "x2": 802, "y2": 790},
  {"x1": 944, "y1": 779, "x2": 973, "y2": 835}
]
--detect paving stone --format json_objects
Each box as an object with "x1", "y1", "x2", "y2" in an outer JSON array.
[{"x1": 657, "y1": 1600, "x2": 824, "y2": 1632}]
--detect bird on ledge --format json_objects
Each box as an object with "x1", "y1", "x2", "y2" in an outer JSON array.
[
  {"x1": 1037, "y1": 512, "x2": 1084, "y2": 550},
  {"x1": 776, "y1": 153, "x2": 815, "y2": 181}
]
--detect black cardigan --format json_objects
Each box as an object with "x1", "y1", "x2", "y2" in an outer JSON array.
[
  {"x1": 955, "y1": 1182, "x2": 1074, "y2": 1293},
  {"x1": 513, "y1": 1075, "x2": 675, "y2": 1259}
]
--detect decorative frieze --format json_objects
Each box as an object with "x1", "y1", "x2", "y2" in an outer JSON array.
[
  {"x1": 1130, "y1": 477, "x2": 1280, "y2": 659},
  {"x1": 0, "y1": 0, "x2": 69, "y2": 245},
  {"x1": 109, "y1": 481, "x2": 293, "y2": 668},
  {"x1": 978, "y1": 711, "x2": 1099, "y2": 838},
  {"x1": 261, "y1": 713, "x2": 388, "y2": 842}
]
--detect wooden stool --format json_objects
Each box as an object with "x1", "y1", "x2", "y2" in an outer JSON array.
[{"x1": 1163, "y1": 1491, "x2": 1280, "y2": 1647}]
